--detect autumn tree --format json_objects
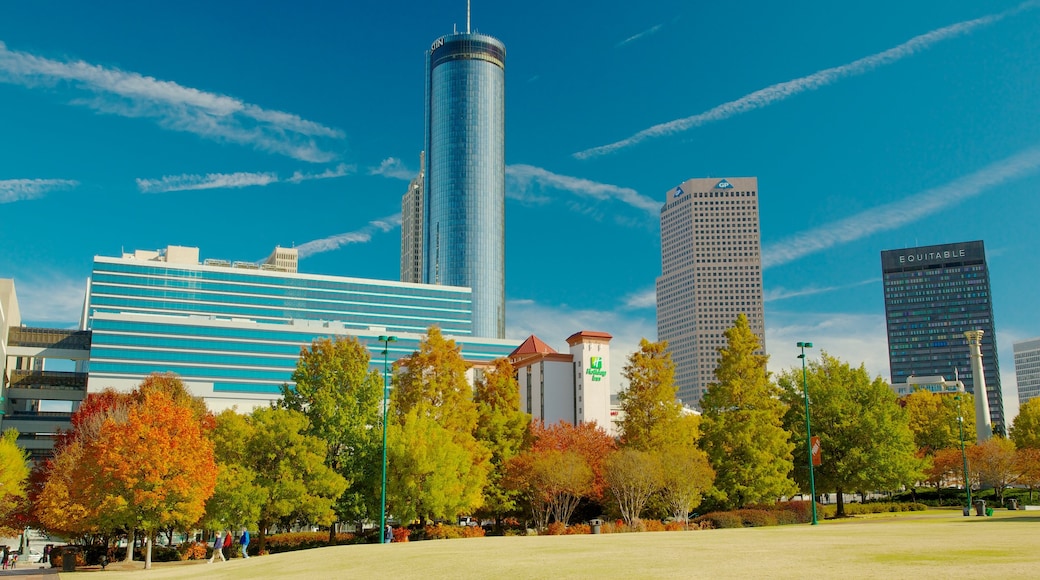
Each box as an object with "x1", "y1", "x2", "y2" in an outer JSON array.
[
  {"x1": 246, "y1": 407, "x2": 347, "y2": 554},
  {"x1": 922, "y1": 448, "x2": 967, "y2": 504},
  {"x1": 604, "y1": 448, "x2": 662, "y2": 527},
  {"x1": 1010, "y1": 397, "x2": 1040, "y2": 449},
  {"x1": 389, "y1": 326, "x2": 491, "y2": 523},
  {"x1": 1015, "y1": 448, "x2": 1040, "y2": 502},
  {"x1": 619, "y1": 339, "x2": 685, "y2": 450},
  {"x1": 474, "y1": 357, "x2": 530, "y2": 526},
  {"x1": 779, "y1": 353, "x2": 921, "y2": 517},
  {"x1": 968, "y1": 437, "x2": 1019, "y2": 503},
  {"x1": 902, "y1": 389, "x2": 976, "y2": 455},
  {"x1": 280, "y1": 336, "x2": 383, "y2": 540},
  {"x1": 0, "y1": 429, "x2": 30, "y2": 537},
  {"x1": 657, "y1": 445, "x2": 714, "y2": 525},
  {"x1": 700, "y1": 314, "x2": 796, "y2": 508}
]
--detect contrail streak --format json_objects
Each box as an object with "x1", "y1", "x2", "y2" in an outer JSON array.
[
  {"x1": 575, "y1": 2, "x2": 1040, "y2": 159},
  {"x1": 762, "y1": 147, "x2": 1040, "y2": 268}
]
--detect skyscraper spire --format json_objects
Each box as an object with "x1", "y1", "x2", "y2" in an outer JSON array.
[{"x1": 467, "y1": 0, "x2": 471, "y2": 33}]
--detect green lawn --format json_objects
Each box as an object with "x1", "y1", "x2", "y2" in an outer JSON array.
[{"x1": 70, "y1": 510, "x2": 1040, "y2": 579}]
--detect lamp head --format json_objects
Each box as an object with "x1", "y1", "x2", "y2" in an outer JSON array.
[{"x1": 797, "y1": 341, "x2": 813, "y2": 349}]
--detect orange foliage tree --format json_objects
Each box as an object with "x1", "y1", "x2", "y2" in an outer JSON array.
[{"x1": 36, "y1": 374, "x2": 216, "y2": 568}]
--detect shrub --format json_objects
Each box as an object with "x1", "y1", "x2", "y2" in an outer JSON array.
[
  {"x1": 693, "y1": 512, "x2": 743, "y2": 529},
  {"x1": 392, "y1": 527, "x2": 411, "y2": 542},
  {"x1": 150, "y1": 545, "x2": 181, "y2": 562},
  {"x1": 642, "y1": 520, "x2": 666, "y2": 532},
  {"x1": 544, "y1": 522, "x2": 567, "y2": 536},
  {"x1": 176, "y1": 541, "x2": 208, "y2": 560},
  {"x1": 734, "y1": 509, "x2": 779, "y2": 527},
  {"x1": 820, "y1": 502, "x2": 927, "y2": 517},
  {"x1": 664, "y1": 520, "x2": 687, "y2": 532},
  {"x1": 423, "y1": 524, "x2": 485, "y2": 540},
  {"x1": 263, "y1": 531, "x2": 358, "y2": 553},
  {"x1": 51, "y1": 546, "x2": 87, "y2": 569}
]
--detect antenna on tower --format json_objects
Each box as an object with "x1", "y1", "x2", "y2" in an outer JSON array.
[{"x1": 467, "y1": 0, "x2": 471, "y2": 33}]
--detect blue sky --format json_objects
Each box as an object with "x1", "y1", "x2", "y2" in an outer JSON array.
[{"x1": 2, "y1": 1, "x2": 1039, "y2": 417}]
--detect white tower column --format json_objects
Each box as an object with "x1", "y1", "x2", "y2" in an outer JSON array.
[{"x1": 964, "y1": 330, "x2": 992, "y2": 442}]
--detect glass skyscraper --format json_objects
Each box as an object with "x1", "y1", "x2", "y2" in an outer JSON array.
[
  {"x1": 881, "y1": 240, "x2": 1004, "y2": 433},
  {"x1": 424, "y1": 32, "x2": 506, "y2": 339},
  {"x1": 85, "y1": 247, "x2": 519, "y2": 411}
]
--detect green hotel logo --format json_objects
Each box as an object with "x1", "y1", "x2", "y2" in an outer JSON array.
[{"x1": 586, "y1": 357, "x2": 607, "y2": 381}]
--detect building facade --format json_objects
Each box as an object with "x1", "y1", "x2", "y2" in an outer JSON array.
[
  {"x1": 509, "y1": 331, "x2": 613, "y2": 434},
  {"x1": 424, "y1": 31, "x2": 506, "y2": 338},
  {"x1": 881, "y1": 240, "x2": 1005, "y2": 433},
  {"x1": 1014, "y1": 337, "x2": 1040, "y2": 405},
  {"x1": 401, "y1": 151, "x2": 425, "y2": 284},
  {"x1": 85, "y1": 246, "x2": 519, "y2": 411},
  {"x1": 656, "y1": 177, "x2": 765, "y2": 407}
]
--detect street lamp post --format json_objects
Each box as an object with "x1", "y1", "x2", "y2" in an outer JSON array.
[
  {"x1": 378, "y1": 335, "x2": 397, "y2": 543},
  {"x1": 955, "y1": 390, "x2": 972, "y2": 515},
  {"x1": 797, "y1": 341, "x2": 818, "y2": 526}
]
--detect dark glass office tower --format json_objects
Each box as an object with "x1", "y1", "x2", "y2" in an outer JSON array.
[
  {"x1": 424, "y1": 32, "x2": 506, "y2": 338},
  {"x1": 881, "y1": 240, "x2": 1004, "y2": 433}
]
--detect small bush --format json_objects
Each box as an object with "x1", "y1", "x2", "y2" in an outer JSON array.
[
  {"x1": 177, "y1": 541, "x2": 208, "y2": 561},
  {"x1": 392, "y1": 527, "x2": 411, "y2": 542},
  {"x1": 664, "y1": 520, "x2": 687, "y2": 531},
  {"x1": 263, "y1": 531, "x2": 358, "y2": 553},
  {"x1": 734, "y1": 509, "x2": 779, "y2": 528},
  {"x1": 820, "y1": 501, "x2": 927, "y2": 517},
  {"x1": 423, "y1": 524, "x2": 485, "y2": 540},
  {"x1": 642, "y1": 520, "x2": 666, "y2": 532},
  {"x1": 694, "y1": 512, "x2": 743, "y2": 529}
]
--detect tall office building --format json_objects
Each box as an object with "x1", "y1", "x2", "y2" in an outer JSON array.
[
  {"x1": 656, "y1": 177, "x2": 765, "y2": 407},
  {"x1": 401, "y1": 152, "x2": 425, "y2": 283},
  {"x1": 1014, "y1": 337, "x2": 1040, "y2": 405},
  {"x1": 424, "y1": 28, "x2": 506, "y2": 338},
  {"x1": 881, "y1": 240, "x2": 1005, "y2": 433}
]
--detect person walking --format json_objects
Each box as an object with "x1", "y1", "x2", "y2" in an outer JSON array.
[
  {"x1": 239, "y1": 529, "x2": 250, "y2": 559},
  {"x1": 207, "y1": 531, "x2": 226, "y2": 563},
  {"x1": 222, "y1": 530, "x2": 232, "y2": 559},
  {"x1": 2, "y1": 545, "x2": 9, "y2": 570}
]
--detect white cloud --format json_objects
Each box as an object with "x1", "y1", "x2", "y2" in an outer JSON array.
[
  {"x1": 622, "y1": 287, "x2": 657, "y2": 310},
  {"x1": 765, "y1": 310, "x2": 890, "y2": 382},
  {"x1": 617, "y1": 23, "x2": 664, "y2": 48},
  {"x1": 764, "y1": 278, "x2": 880, "y2": 302},
  {"x1": 0, "y1": 41, "x2": 343, "y2": 162},
  {"x1": 0, "y1": 178, "x2": 78, "y2": 203},
  {"x1": 369, "y1": 157, "x2": 416, "y2": 180},
  {"x1": 575, "y1": 2, "x2": 1039, "y2": 159},
  {"x1": 762, "y1": 146, "x2": 1040, "y2": 268},
  {"x1": 506, "y1": 298, "x2": 657, "y2": 394},
  {"x1": 9, "y1": 272, "x2": 87, "y2": 324},
  {"x1": 136, "y1": 171, "x2": 278, "y2": 193},
  {"x1": 295, "y1": 213, "x2": 402, "y2": 259},
  {"x1": 287, "y1": 163, "x2": 355, "y2": 184},
  {"x1": 506, "y1": 164, "x2": 659, "y2": 215}
]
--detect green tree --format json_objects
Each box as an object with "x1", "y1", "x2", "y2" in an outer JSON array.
[
  {"x1": 474, "y1": 357, "x2": 530, "y2": 526},
  {"x1": 902, "y1": 389, "x2": 976, "y2": 455},
  {"x1": 280, "y1": 336, "x2": 383, "y2": 539},
  {"x1": 656, "y1": 445, "x2": 714, "y2": 525},
  {"x1": 0, "y1": 429, "x2": 30, "y2": 537},
  {"x1": 203, "y1": 410, "x2": 266, "y2": 533},
  {"x1": 778, "y1": 353, "x2": 922, "y2": 517},
  {"x1": 700, "y1": 314, "x2": 796, "y2": 507},
  {"x1": 604, "y1": 448, "x2": 662, "y2": 527},
  {"x1": 247, "y1": 407, "x2": 348, "y2": 554},
  {"x1": 389, "y1": 326, "x2": 491, "y2": 523},
  {"x1": 619, "y1": 338, "x2": 685, "y2": 450},
  {"x1": 1010, "y1": 397, "x2": 1040, "y2": 449},
  {"x1": 386, "y1": 409, "x2": 487, "y2": 524}
]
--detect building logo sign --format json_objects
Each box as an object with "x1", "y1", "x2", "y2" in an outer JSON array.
[
  {"x1": 430, "y1": 37, "x2": 445, "y2": 52},
  {"x1": 714, "y1": 179, "x2": 734, "y2": 189},
  {"x1": 897, "y1": 248, "x2": 966, "y2": 264},
  {"x1": 586, "y1": 356, "x2": 607, "y2": 382},
  {"x1": 673, "y1": 185, "x2": 686, "y2": 198}
]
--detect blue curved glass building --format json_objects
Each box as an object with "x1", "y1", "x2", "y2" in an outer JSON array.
[{"x1": 424, "y1": 32, "x2": 506, "y2": 339}]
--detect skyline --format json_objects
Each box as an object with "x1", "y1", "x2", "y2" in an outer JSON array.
[{"x1": 2, "y1": 1, "x2": 1039, "y2": 421}]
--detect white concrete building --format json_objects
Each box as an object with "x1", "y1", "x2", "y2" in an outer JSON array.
[{"x1": 1014, "y1": 337, "x2": 1040, "y2": 405}]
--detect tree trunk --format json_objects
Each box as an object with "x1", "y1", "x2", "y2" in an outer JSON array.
[
  {"x1": 124, "y1": 528, "x2": 135, "y2": 562},
  {"x1": 144, "y1": 534, "x2": 152, "y2": 570},
  {"x1": 836, "y1": 488, "x2": 846, "y2": 518},
  {"x1": 258, "y1": 520, "x2": 269, "y2": 555},
  {"x1": 328, "y1": 522, "x2": 336, "y2": 546}
]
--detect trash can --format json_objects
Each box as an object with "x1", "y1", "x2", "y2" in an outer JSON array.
[
  {"x1": 962, "y1": 506, "x2": 971, "y2": 517},
  {"x1": 1007, "y1": 498, "x2": 1019, "y2": 510},
  {"x1": 985, "y1": 507, "x2": 994, "y2": 517},
  {"x1": 61, "y1": 547, "x2": 77, "y2": 572},
  {"x1": 590, "y1": 519, "x2": 602, "y2": 535},
  {"x1": 974, "y1": 500, "x2": 986, "y2": 516}
]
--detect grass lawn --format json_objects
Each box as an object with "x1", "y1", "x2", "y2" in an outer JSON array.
[{"x1": 68, "y1": 509, "x2": 1040, "y2": 579}]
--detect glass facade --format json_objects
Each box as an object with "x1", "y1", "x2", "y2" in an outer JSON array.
[
  {"x1": 881, "y1": 240, "x2": 1005, "y2": 433},
  {"x1": 86, "y1": 256, "x2": 518, "y2": 400},
  {"x1": 424, "y1": 33, "x2": 506, "y2": 339},
  {"x1": 1013, "y1": 337, "x2": 1040, "y2": 405}
]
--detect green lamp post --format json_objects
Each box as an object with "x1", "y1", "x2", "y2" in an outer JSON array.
[
  {"x1": 378, "y1": 335, "x2": 397, "y2": 543},
  {"x1": 797, "y1": 341, "x2": 818, "y2": 525}
]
